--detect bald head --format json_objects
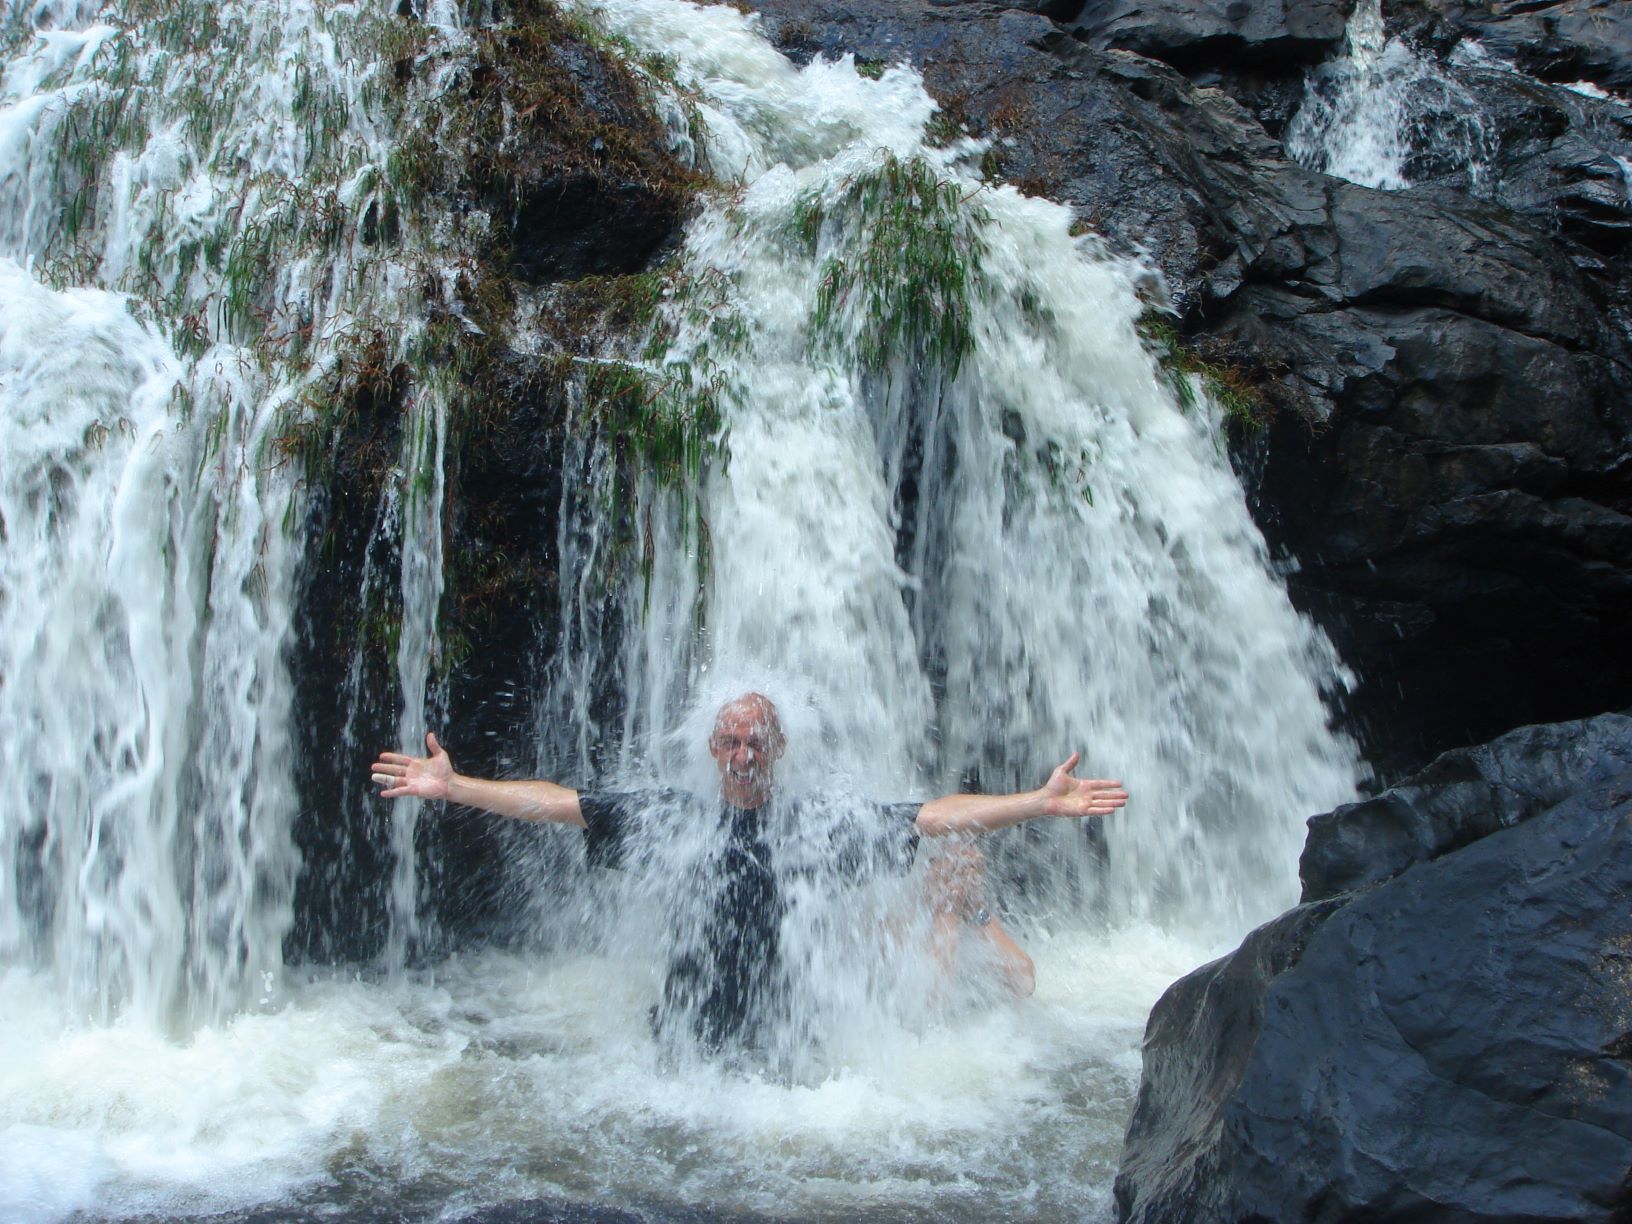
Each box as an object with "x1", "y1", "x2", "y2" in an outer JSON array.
[{"x1": 708, "y1": 692, "x2": 785, "y2": 808}]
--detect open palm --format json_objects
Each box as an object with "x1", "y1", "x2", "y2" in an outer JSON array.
[
  {"x1": 371, "y1": 732, "x2": 452, "y2": 800},
  {"x1": 1040, "y1": 752, "x2": 1128, "y2": 818}
]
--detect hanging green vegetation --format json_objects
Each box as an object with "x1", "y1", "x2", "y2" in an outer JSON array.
[
  {"x1": 808, "y1": 153, "x2": 986, "y2": 379},
  {"x1": 579, "y1": 354, "x2": 726, "y2": 488},
  {"x1": 545, "y1": 261, "x2": 742, "y2": 491},
  {"x1": 1136, "y1": 312, "x2": 1271, "y2": 432}
]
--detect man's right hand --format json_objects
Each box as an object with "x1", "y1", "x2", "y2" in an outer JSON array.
[{"x1": 372, "y1": 732, "x2": 452, "y2": 801}]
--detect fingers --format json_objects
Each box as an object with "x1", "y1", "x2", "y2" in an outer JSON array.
[
  {"x1": 1056, "y1": 750, "x2": 1082, "y2": 776},
  {"x1": 376, "y1": 752, "x2": 415, "y2": 766},
  {"x1": 426, "y1": 731, "x2": 442, "y2": 755},
  {"x1": 1082, "y1": 787, "x2": 1130, "y2": 813}
]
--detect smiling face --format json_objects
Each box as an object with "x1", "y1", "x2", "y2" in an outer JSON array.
[{"x1": 708, "y1": 693, "x2": 786, "y2": 809}]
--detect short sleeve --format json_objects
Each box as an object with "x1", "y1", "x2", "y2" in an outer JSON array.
[
  {"x1": 578, "y1": 790, "x2": 636, "y2": 870},
  {"x1": 825, "y1": 799, "x2": 922, "y2": 878}
]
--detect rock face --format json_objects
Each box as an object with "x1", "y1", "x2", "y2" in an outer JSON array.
[
  {"x1": 287, "y1": 0, "x2": 1632, "y2": 952},
  {"x1": 743, "y1": 0, "x2": 1632, "y2": 779},
  {"x1": 285, "y1": 7, "x2": 694, "y2": 959},
  {"x1": 1388, "y1": 0, "x2": 1632, "y2": 94},
  {"x1": 1068, "y1": 0, "x2": 1353, "y2": 69},
  {"x1": 1114, "y1": 712, "x2": 1632, "y2": 1223}
]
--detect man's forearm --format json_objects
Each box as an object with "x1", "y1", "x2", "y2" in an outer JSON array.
[
  {"x1": 445, "y1": 775, "x2": 585, "y2": 826},
  {"x1": 915, "y1": 789, "x2": 1048, "y2": 836},
  {"x1": 983, "y1": 919, "x2": 1036, "y2": 997}
]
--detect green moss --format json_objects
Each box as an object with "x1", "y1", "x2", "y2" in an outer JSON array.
[
  {"x1": 580, "y1": 355, "x2": 725, "y2": 487},
  {"x1": 787, "y1": 191, "x2": 825, "y2": 256},
  {"x1": 546, "y1": 261, "x2": 741, "y2": 491},
  {"x1": 855, "y1": 58, "x2": 886, "y2": 80}
]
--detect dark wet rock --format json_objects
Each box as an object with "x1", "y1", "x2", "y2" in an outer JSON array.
[
  {"x1": 1234, "y1": 181, "x2": 1632, "y2": 776},
  {"x1": 1388, "y1": 0, "x2": 1632, "y2": 95},
  {"x1": 1115, "y1": 711, "x2": 1632, "y2": 1223},
  {"x1": 1357, "y1": 46, "x2": 1632, "y2": 266},
  {"x1": 1066, "y1": 0, "x2": 1354, "y2": 71},
  {"x1": 1139, "y1": 66, "x2": 1632, "y2": 774},
  {"x1": 463, "y1": 14, "x2": 696, "y2": 281},
  {"x1": 1300, "y1": 711, "x2": 1632, "y2": 899},
  {"x1": 288, "y1": 348, "x2": 411, "y2": 963},
  {"x1": 931, "y1": 0, "x2": 1086, "y2": 18},
  {"x1": 745, "y1": 0, "x2": 1328, "y2": 296},
  {"x1": 286, "y1": 7, "x2": 697, "y2": 958},
  {"x1": 1458, "y1": 67, "x2": 1632, "y2": 252}
]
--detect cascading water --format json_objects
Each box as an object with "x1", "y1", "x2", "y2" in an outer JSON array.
[
  {"x1": 1286, "y1": 0, "x2": 1494, "y2": 191},
  {"x1": 1, "y1": 0, "x2": 1362, "y2": 1220}
]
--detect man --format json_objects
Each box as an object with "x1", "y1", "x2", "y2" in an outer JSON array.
[{"x1": 371, "y1": 692, "x2": 1125, "y2": 1051}]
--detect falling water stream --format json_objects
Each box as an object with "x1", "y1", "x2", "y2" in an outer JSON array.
[
  {"x1": 1286, "y1": 0, "x2": 1493, "y2": 191},
  {"x1": 1, "y1": 0, "x2": 1361, "y2": 1220}
]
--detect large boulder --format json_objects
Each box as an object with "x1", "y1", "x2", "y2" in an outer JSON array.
[{"x1": 1115, "y1": 712, "x2": 1632, "y2": 1223}]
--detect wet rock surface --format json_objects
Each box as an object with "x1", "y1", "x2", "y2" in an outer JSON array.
[
  {"x1": 1388, "y1": 0, "x2": 1632, "y2": 94},
  {"x1": 285, "y1": 5, "x2": 693, "y2": 958},
  {"x1": 1065, "y1": 0, "x2": 1353, "y2": 70},
  {"x1": 1115, "y1": 712, "x2": 1632, "y2": 1223}
]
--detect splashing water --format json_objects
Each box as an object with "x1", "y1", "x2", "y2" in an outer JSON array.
[
  {"x1": 1, "y1": 0, "x2": 1362, "y2": 1219},
  {"x1": 1287, "y1": 0, "x2": 1494, "y2": 191}
]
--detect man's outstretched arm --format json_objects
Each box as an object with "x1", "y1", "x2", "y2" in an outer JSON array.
[
  {"x1": 915, "y1": 752, "x2": 1126, "y2": 837},
  {"x1": 371, "y1": 732, "x2": 586, "y2": 827}
]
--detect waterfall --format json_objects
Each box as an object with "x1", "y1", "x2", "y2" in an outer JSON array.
[
  {"x1": 1, "y1": 0, "x2": 1361, "y2": 1219},
  {"x1": 0, "y1": 0, "x2": 472, "y2": 1028},
  {"x1": 548, "y1": 0, "x2": 1360, "y2": 933},
  {"x1": 1287, "y1": 0, "x2": 1494, "y2": 191}
]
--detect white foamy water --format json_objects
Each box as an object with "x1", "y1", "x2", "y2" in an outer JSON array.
[
  {"x1": 0, "y1": 928, "x2": 1199, "y2": 1222},
  {"x1": 1287, "y1": 0, "x2": 1493, "y2": 191},
  {"x1": 2, "y1": 0, "x2": 1362, "y2": 1219}
]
